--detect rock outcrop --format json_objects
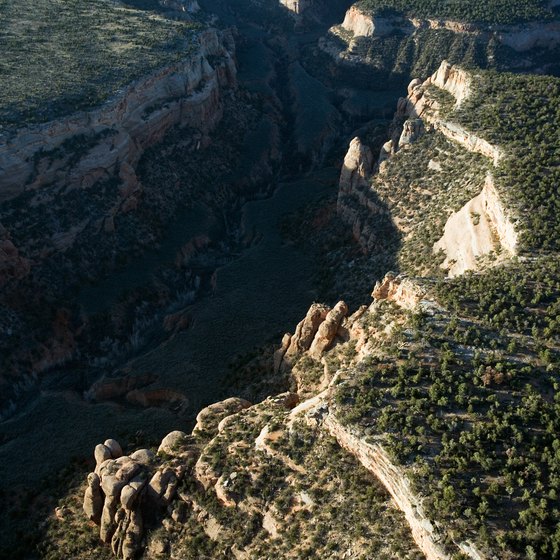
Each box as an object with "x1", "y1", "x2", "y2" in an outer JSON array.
[
  {"x1": 434, "y1": 174, "x2": 518, "y2": 276},
  {"x1": 341, "y1": 6, "x2": 395, "y2": 37},
  {"x1": 428, "y1": 61, "x2": 471, "y2": 106},
  {"x1": 308, "y1": 301, "x2": 349, "y2": 360},
  {"x1": 336, "y1": 136, "x2": 383, "y2": 253},
  {"x1": 372, "y1": 273, "x2": 425, "y2": 310},
  {"x1": 319, "y1": 408, "x2": 486, "y2": 560},
  {"x1": 338, "y1": 137, "x2": 374, "y2": 198},
  {"x1": 279, "y1": 301, "x2": 349, "y2": 372},
  {"x1": 193, "y1": 397, "x2": 252, "y2": 437},
  {"x1": 279, "y1": 0, "x2": 310, "y2": 15},
  {"x1": 398, "y1": 118, "x2": 425, "y2": 149},
  {"x1": 84, "y1": 435, "x2": 195, "y2": 560},
  {"x1": 399, "y1": 61, "x2": 504, "y2": 165},
  {"x1": 327, "y1": 4, "x2": 560, "y2": 63}
]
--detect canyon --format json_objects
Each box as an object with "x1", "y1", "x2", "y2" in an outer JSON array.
[{"x1": 2, "y1": 0, "x2": 560, "y2": 559}]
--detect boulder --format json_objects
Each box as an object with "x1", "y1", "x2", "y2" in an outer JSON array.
[
  {"x1": 83, "y1": 472, "x2": 103, "y2": 524},
  {"x1": 120, "y1": 476, "x2": 147, "y2": 510},
  {"x1": 407, "y1": 78, "x2": 423, "y2": 95},
  {"x1": 193, "y1": 397, "x2": 252, "y2": 437},
  {"x1": 147, "y1": 467, "x2": 179, "y2": 505},
  {"x1": 158, "y1": 431, "x2": 190, "y2": 457},
  {"x1": 130, "y1": 448, "x2": 155, "y2": 465},
  {"x1": 94, "y1": 444, "x2": 112, "y2": 466},
  {"x1": 104, "y1": 439, "x2": 123, "y2": 459}
]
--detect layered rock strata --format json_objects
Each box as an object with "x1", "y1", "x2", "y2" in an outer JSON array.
[
  {"x1": 332, "y1": 4, "x2": 560, "y2": 56},
  {"x1": 0, "y1": 28, "x2": 236, "y2": 202}
]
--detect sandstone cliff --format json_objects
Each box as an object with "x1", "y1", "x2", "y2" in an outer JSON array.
[
  {"x1": 65, "y1": 280, "x2": 499, "y2": 560},
  {"x1": 399, "y1": 61, "x2": 504, "y2": 164},
  {"x1": 337, "y1": 61, "x2": 517, "y2": 276},
  {"x1": 329, "y1": 4, "x2": 560, "y2": 57},
  {"x1": 434, "y1": 174, "x2": 518, "y2": 276},
  {"x1": 0, "y1": 28, "x2": 236, "y2": 202}
]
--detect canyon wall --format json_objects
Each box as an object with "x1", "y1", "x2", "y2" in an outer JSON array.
[
  {"x1": 335, "y1": 4, "x2": 560, "y2": 52},
  {"x1": 337, "y1": 61, "x2": 517, "y2": 274},
  {"x1": 400, "y1": 61, "x2": 504, "y2": 165},
  {"x1": 434, "y1": 175, "x2": 518, "y2": 276},
  {"x1": 323, "y1": 412, "x2": 455, "y2": 560},
  {"x1": 0, "y1": 28, "x2": 236, "y2": 202}
]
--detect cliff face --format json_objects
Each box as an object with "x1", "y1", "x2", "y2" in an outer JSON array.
[
  {"x1": 434, "y1": 175, "x2": 518, "y2": 277},
  {"x1": 66, "y1": 388, "x2": 425, "y2": 560},
  {"x1": 333, "y1": 5, "x2": 560, "y2": 53},
  {"x1": 319, "y1": 3, "x2": 560, "y2": 84},
  {"x1": 0, "y1": 25, "x2": 246, "y2": 413},
  {"x1": 337, "y1": 61, "x2": 517, "y2": 276},
  {"x1": 64, "y1": 282, "x2": 494, "y2": 560},
  {"x1": 279, "y1": 0, "x2": 311, "y2": 15},
  {"x1": 341, "y1": 5, "x2": 395, "y2": 37},
  {"x1": 400, "y1": 66, "x2": 504, "y2": 165},
  {"x1": 0, "y1": 28, "x2": 236, "y2": 202}
]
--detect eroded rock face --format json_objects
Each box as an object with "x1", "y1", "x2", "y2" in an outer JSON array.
[
  {"x1": 341, "y1": 6, "x2": 372, "y2": 36},
  {"x1": 308, "y1": 301, "x2": 349, "y2": 360},
  {"x1": 338, "y1": 137, "x2": 374, "y2": 197},
  {"x1": 398, "y1": 118, "x2": 425, "y2": 149},
  {"x1": 500, "y1": 21, "x2": 560, "y2": 51},
  {"x1": 283, "y1": 303, "x2": 330, "y2": 364},
  {"x1": 83, "y1": 437, "x2": 197, "y2": 560},
  {"x1": 400, "y1": 61, "x2": 504, "y2": 165},
  {"x1": 433, "y1": 174, "x2": 518, "y2": 276},
  {"x1": 322, "y1": 410, "x2": 453, "y2": 560},
  {"x1": 337, "y1": 135, "x2": 390, "y2": 253},
  {"x1": 279, "y1": 301, "x2": 349, "y2": 371},
  {"x1": 429, "y1": 60, "x2": 471, "y2": 106},
  {"x1": 372, "y1": 273, "x2": 425, "y2": 310},
  {"x1": 279, "y1": 0, "x2": 310, "y2": 15},
  {"x1": 83, "y1": 473, "x2": 103, "y2": 523}
]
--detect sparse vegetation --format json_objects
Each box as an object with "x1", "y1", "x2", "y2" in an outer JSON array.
[
  {"x1": 449, "y1": 71, "x2": 560, "y2": 251},
  {"x1": 356, "y1": 0, "x2": 556, "y2": 25},
  {"x1": 0, "y1": 0, "x2": 201, "y2": 128},
  {"x1": 335, "y1": 255, "x2": 560, "y2": 557}
]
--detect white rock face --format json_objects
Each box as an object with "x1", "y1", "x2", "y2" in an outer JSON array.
[
  {"x1": 279, "y1": 0, "x2": 309, "y2": 15},
  {"x1": 372, "y1": 273, "x2": 425, "y2": 310},
  {"x1": 339, "y1": 137, "x2": 374, "y2": 195},
  {"x1": 341, "y1": 6, "x2": 396, "y2": 37},
  {"x1": 434, "y1": 175, "x2": 518, "y2": 276},
  {"x1": 429, "y1": 60, "x2": 471, "y2": 106},
  {"x1": 402, "y1": 61, "x2": 504, "y2": 165},
  {"x1": 326, "y1": 8, "x2": 560, "y2": 63}
]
